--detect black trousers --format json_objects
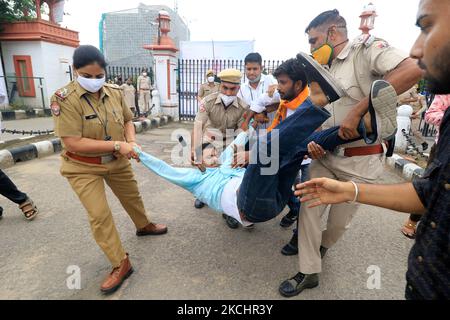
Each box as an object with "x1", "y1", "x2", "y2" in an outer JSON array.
[{"x1": 0, "y1": 169, "x2": 28, "y2": 207}]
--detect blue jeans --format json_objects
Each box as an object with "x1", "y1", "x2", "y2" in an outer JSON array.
[
  {"x1": 237, "y1": 99, "x2": 361, "y2": 223},
  {"x1": 286, "y1": 164, "x2": 310, "y2": 215}
]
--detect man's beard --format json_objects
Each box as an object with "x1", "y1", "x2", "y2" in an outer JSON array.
[
  {"x1": 280, "y1": 87, "x2": 297, "y2": 101},
  {"x1": 421, "y1": 42, "x2": 450, "y2": 94}
]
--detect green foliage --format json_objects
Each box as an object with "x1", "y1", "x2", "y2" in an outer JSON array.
[{"x1": 0, "y1": 0, "x2": 37, "y2": 23}]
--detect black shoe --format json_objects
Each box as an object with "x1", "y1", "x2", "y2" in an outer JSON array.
[
  {"x1": 296, "y1": 52, "x2": 345, "y2": 103},
  {"x1": 421, "y1": 142, "x2": 429, "y2": 151},
  {"x1": 320, "y1": 246, "x2": 328, "y2": 259},
  {"x1": 281, "y1": 234, "x2": 298, "y2": 256},
  {"x1": 279, "y1": 272, "x2": 319, "y2": 298},
  {"x1": 222, "y1": 214, "x2": 239, "y2": 229},
  {"x1": 280, "y1": 211, "x2": 298, "y2": 228},
  {"x1": 194, "y1": 199, "x2": 205, "y2": 209}
]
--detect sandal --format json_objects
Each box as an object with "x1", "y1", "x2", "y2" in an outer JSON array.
[
  {"x1": 19, "y1": 198, "x2": 39, "y2": 221},
  {"x1": 401, "y1": 219, "x2": 417, "y2": 239}
]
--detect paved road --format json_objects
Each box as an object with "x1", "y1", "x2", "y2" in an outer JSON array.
[
  {"x1": 0, "y1": 122, "x2": 413, "y2": 300},
  {"x1": 0, "y1": 118, "x2": 54, "y2": 143}
]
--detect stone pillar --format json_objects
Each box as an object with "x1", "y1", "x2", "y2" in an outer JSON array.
[
  {"x1": 143, "y1": 10, "x2": 179, "y2": 120},
  {"x1": 395, "y1": 104, "x2": 413, "y2": 153}
]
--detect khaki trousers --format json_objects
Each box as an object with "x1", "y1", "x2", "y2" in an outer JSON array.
[
  {"x1": 61, "y1": 155, "x2": 150, "y2": 267},
  {"x1": 298, "y1": 153, "x2": 384, "y2": 274},
  {"x1": 139, "y1": 91, "x2": 151, "y2": 114}
]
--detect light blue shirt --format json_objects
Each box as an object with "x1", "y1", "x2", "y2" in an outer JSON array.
[{"x1": 136, "y1": 131, "x2": 249, "y2": 213}]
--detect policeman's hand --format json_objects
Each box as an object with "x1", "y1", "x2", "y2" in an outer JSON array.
[
  {"x1": 410, "y1": 112, "x2": 420, "y2": 120},
  {"x1": 118, "y1": 141, "x2": 134, "y2": 157},
  {"x1": 190, "y1": 149, "x2": 206, "y2": 172},
  {"x1": 339, "y1": 113, "x2": 360, "y2": 140},
  {"x1": 308, "y1": 142, "x2": 326, "y2": 160},
  {"x1": 267, "y1": 84, "x2": 278, "y2": 98},
  {"x1": 254, "y1": 113, "x2": 269, "y2": 124},
  {"x1": 129, "y1": 142, "x2": 141, "y2": 162},
  {"x1": 232, "y1": 145, "x2": 249, "y2": 168}
]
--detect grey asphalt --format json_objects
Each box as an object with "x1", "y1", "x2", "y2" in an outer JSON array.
[{"x1": 0, "y1": 122, "x2": 413, "y2": 300}]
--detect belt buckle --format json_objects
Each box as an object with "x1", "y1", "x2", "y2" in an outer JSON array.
[
  {"x1": 334, "y1": 146, "x2": 346, "y2": 157},
  {"x1": 101, "y1": 155, "x2": 115, "y2": 164}
]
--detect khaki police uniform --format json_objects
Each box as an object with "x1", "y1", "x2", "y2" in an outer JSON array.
[
  {"x1": 120, "y1": 83, "x2": 137, "y2": 113},
  {"x1": 194, "y1": 69, "x2": 249, "y2": 150},
  {"x1": 51, "y1": 81, "x2": 151, "y2": 268},
  {"x1": 137, "y1": 75, "x2": 152, "y2": 114},
  {"x1": 198, "y1": 82, "x2": 220, "y2": 100},
  {"x1": 195, "y1": 92, "x2": 248, "y2": 150},
  {"x1": 298, "y1": 36, "x2": 409, "y2": 274}
]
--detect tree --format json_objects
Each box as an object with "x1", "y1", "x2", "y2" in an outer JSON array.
[{"x1": 0, "y1": 0, "x2": 37, "y2": 23}]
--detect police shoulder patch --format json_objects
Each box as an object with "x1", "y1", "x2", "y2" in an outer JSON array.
[
  {"x1": 51, "y1": 102, "x2": 61, "y2": 116},
  {"x1": 375, "y1": 40, "x2": 389, "y2": 49},
  {"x1": 54, "y1": 88, "x2": 69, "y2": 100},
  {"x1": 199, "y1": 103, "x2": 206, "y2": 113}
]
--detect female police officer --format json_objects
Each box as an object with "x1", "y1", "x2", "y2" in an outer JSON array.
[{"x1": 51, "y1": 45, "x2": 167, "y2": 294}]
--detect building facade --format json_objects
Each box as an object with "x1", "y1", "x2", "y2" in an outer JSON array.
[
  {"x1": 100, "y1": 3, "x2": 190, "y2": 68},
  {"x1": 0, "y1": 0, "x2": 79, "y2": 110}
]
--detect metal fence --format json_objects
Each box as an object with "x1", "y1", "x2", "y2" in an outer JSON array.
[
  {"x1": 105, "y1": 66, "x2": 154, "y2": 86},
  {"x1": 0, "y1": 76, "x2": 46, "y2": 110},
  {"x1": 177, "y1": 59, "x2": 283, "y2": 121}
]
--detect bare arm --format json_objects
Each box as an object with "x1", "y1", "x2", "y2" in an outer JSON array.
[
  {"x1": 296, "y1": 178, "x2": 426, "y2": 214},
  {"x1": 124, "y1": 121, "x2": 137, "y2": 143},
  {"x1": 340, "y1": 58, "x2": 423, "y2": 139},
  {"x1": 62, "y1": 137, "x2": 115, "y2": 154},
  {"x1": 265, "y1": 103, "x2": 280, "y2": 113}
]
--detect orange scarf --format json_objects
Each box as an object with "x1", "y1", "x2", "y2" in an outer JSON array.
[{"x1": 267, "y1": 87, "x2": 310, "y2": 132}]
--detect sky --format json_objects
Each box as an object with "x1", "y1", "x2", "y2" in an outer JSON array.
[{"x1": 61, "y1": 0, "x2": 422, "y2": 60}]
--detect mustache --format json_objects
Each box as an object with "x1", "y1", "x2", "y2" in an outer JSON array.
[{"x1": 417, "y1": 60, "x2": 427, "y2": 71}]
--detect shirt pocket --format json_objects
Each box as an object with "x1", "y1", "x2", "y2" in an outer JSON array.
[{"x1": 82, "y1": 116, "x2": 103, "y2": 140}]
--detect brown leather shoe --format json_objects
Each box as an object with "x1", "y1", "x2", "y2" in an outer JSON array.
[
  {"x1": 136, "y1": 222, "x2": 168, "y2": 237},
  {"x1": 100, "y1": 254, "x2": 134, "y2": 294}
]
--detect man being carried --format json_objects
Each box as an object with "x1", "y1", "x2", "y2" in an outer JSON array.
[{"x1": 135, "y1": 55, "x2": 397, "y2": 226}]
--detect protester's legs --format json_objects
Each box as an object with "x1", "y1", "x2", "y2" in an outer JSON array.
[
  {"x1": 104, "y1": 157, "x2": 150, "y2": 230},
  {"x1": 237, "y1": 101, "x2": 332, "y2": 222},
  {"x1": 0, "y1": 169, "x2": 28, "y2": 205}
]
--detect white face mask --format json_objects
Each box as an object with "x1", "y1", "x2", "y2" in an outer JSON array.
[
  {"x1": 77, "y1": 75, "x2": 105, "y2": 93},
  {"x1": 220, "y1": 94, "x2": 237, "y2": 107},
  {"x1": 248, "y1": 74, "x2": 262, "y2": 84},
  {"x1": 142, "y1": 73, "x2": 147, "y2": 77},
  {"x1": 207, "y1": 76, "x2": 215, "y2": 83}
]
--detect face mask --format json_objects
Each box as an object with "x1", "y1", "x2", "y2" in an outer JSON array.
[
  {"x1": 207, "y1": 76, "x2": 215, "y2": 83},
  {"x1": 220, "y1": 94, "x2": 237, "y2": 107},
  {"x1": 311, "y1": 30, "x2": 349, "y2": 66},
  {"x1": 248, "y1": 74, "x2": 262, "y2": 84},
  {"x1": 77, "y1": 75, "x2": 105, "y2": 93},
  {"x1": 311, "y1": 43, "x2": 334, "y2": 65},
  {"x1": 142, "y1": 73, "x2": 147, "y2": 77}
]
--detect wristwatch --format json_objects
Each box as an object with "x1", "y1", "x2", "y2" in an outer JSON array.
[{"x1": 114, "y1": 141, "x2": 121, "y2": 152}]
